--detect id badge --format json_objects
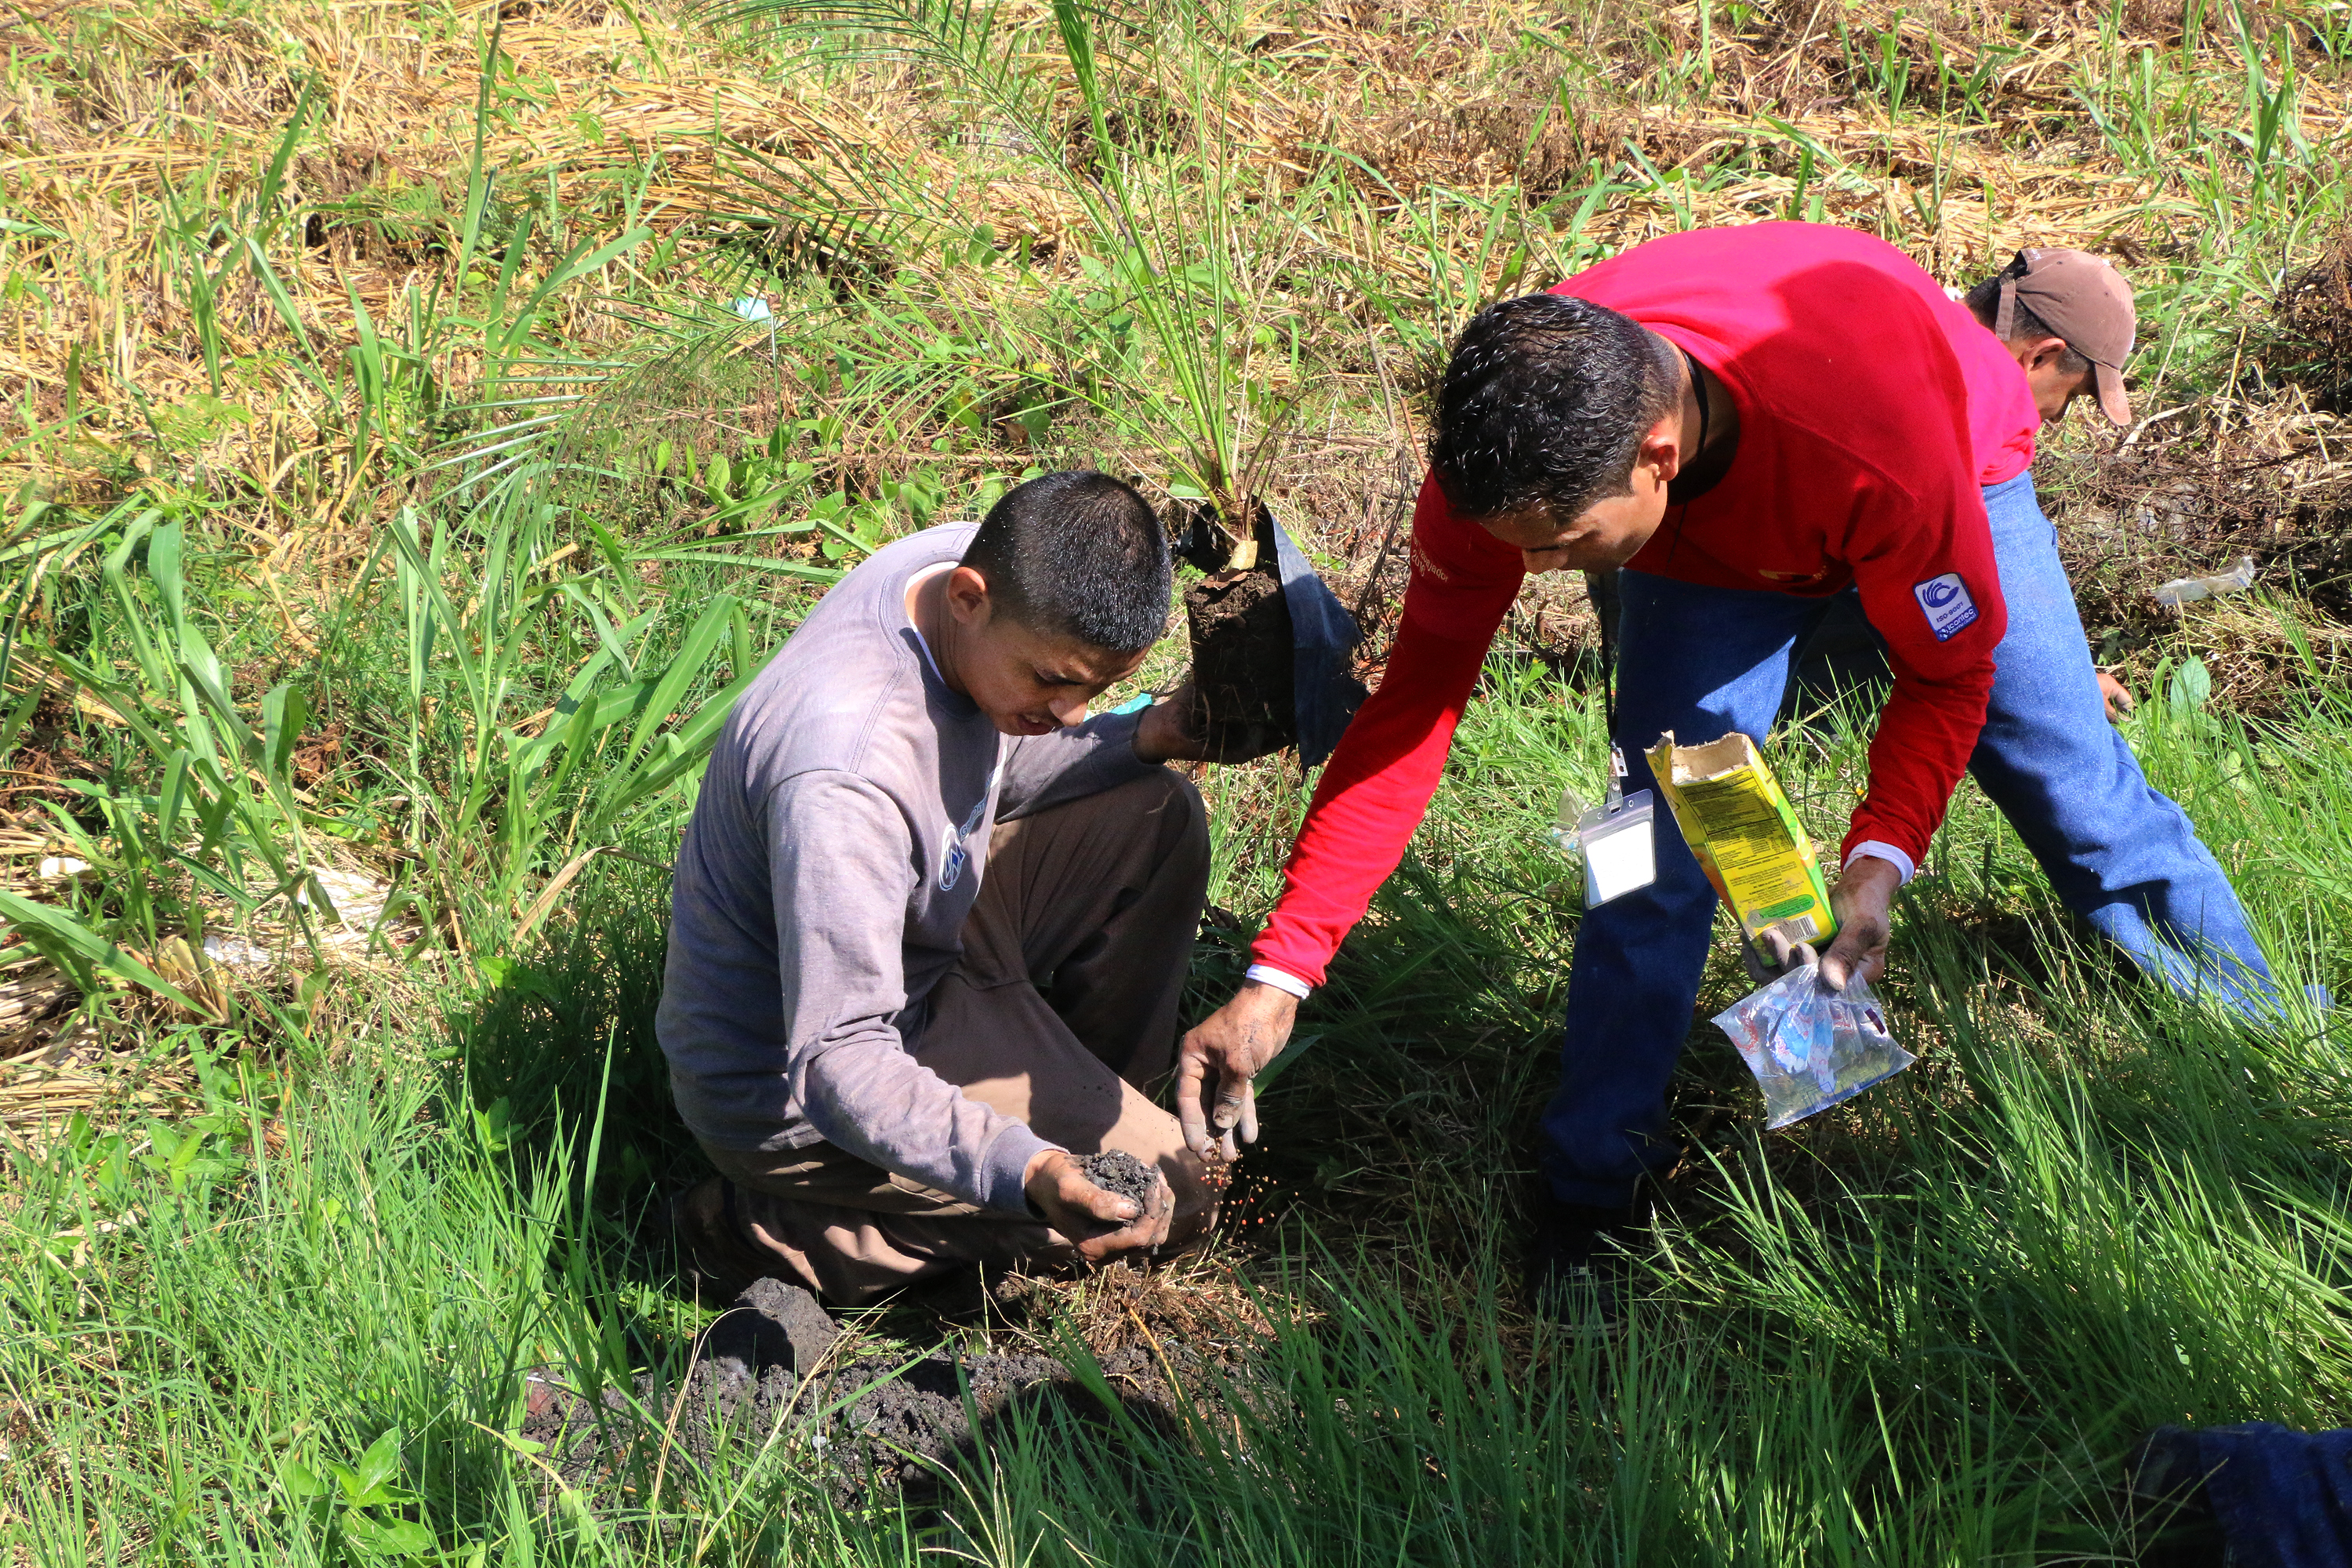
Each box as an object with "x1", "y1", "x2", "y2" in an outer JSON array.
[
  {"x1": 1551, "y1": 764, "x2": 1658, "y2": 907},
  {"x1": 1576, "y1": 789, "x2": 1657, "y2": 905}
]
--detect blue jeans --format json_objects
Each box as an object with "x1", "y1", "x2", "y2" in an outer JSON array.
[{"x1": 1541, "y1": 471, "x2": 2276, "y2": 1207}]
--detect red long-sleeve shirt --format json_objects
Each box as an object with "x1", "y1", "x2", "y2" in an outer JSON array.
[{"x1": 1252, "y1": 223, "x2": 2039, "y2": 988}]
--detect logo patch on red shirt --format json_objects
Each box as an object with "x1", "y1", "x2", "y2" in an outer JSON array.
[{"x1": 1913, "y1": 573, "x2": 1980, "y2": 641}]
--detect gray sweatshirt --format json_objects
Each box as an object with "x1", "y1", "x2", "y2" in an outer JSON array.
[{"x1": 656, "y1": 524, "x2": 1160, "y2": 1214}]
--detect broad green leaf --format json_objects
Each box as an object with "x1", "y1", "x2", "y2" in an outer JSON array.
[
  {"x1": 621, "y1": 594, "x2": 735, "y2": 770},
  {"x1": 342, "y1": 1512, "x2": 435, "y2": 1556},
  {"x1": 157, "y1": 748, "x2": 193, "y2": 845},
  {"x1": 263, "y1": 683, "x2": 307, "y2": 796},
  {"x1": 2170, "y1": 655, "x2": 2212, "y2": 713},
  {"x1": 0, "y1": 891, "x2": 210, "y2": 1015},
  {"x1": 279, "y1": 1457, "x2": 324, "y2": 1499},
  {"x1": 147, "y1": 517, "x2": 186, "y2": 630},
  {"x1": 350, "y1": 1427, "x2": 403, "y2": 1504}
]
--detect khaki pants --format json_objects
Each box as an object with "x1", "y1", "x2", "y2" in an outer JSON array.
[{"x1": 702, "y1": 769, "x2": 1214, "y2": 1306}]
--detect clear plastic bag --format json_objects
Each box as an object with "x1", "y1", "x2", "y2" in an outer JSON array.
[
  {"x1": 2153, "y1": 554, "x2": 2256, "y2": 608},
  {"x1": 1710, "y1": 965, "x2": 1915, "y2": 1129}
]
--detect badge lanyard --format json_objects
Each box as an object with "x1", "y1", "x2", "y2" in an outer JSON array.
[
  {"x1": 1566, "y1": 593, "x2": 1656, "y2": 906},
  {"x1": 1551, "y1": 345, "x2": 1710, "y2": 907}
]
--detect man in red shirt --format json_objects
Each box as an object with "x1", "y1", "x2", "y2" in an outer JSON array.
[{"x1": 1171, "y1": 223, "x2": 2277, "y2": 1316}]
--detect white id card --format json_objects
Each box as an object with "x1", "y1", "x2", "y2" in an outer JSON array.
[{"x1": 1552, "y1": 786, "x2": 1657, "y2": 906}]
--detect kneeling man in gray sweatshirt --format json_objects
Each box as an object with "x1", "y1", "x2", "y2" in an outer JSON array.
[{"x1": 659, "y1": 470, "x2": 1222, "y2": 1306}]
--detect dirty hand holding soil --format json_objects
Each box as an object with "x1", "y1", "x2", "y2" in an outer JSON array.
[
  {"x1": 1818, "y1": 855, "x2": 1899, "y2": 992},
  {"x1": 1178, "y1": 980, "x2": 1294, "y2": 1158},
  {"x1": 1023, "y1": 1148, "x2": 1173, "y2": 1261}
]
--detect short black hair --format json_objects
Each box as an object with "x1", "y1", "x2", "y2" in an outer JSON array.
[
  {"x1": 1428, "y1": 292, "x2": 1681, "y2": 521},
  {"x1": 961, "y1": 470, "x2": 1171, "y2": 653},
  {"x1": 1963, "y1": 270, "x2": 2091, "y2": 374}
]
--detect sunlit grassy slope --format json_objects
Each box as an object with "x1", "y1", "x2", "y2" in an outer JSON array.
[
  {"x1": 3, "y1": 0, "x2": 2352, "y2": 1559},
  {"x1": 7, "y1": 644, "x2": 2351, "y2": 1563}
]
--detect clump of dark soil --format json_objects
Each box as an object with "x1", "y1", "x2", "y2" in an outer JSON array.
[
  {"x1": 514, "y1": 1265, "x2": 1271, "y2": 1506},
  {"x1": 1077, "y1": 1149, "x2": 1156, "y2": 1210},
  {"x1": 518, "y1": 1336, "x2": 1070, "y2": 1502},
  {"x1": 518, "y1": 1276, "x2": 1072, "y2": 1502},
  {"x1": 699, "y1": 1276, "x2": 840, "y2": 1377}
]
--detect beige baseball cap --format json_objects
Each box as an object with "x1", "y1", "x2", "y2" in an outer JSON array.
[{"x1": 1994, "y1": 248, "x2": 2137, "y2": 424}]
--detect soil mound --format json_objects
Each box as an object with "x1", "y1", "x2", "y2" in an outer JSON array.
[
  {"x1": 511, "y1": 1269, "x2": 1254, "y2": 1505},
  {"x1": 699, "y1": 1276, "x2": 840, "y2": 1379},
  {"x1": 517, "y1": 1339, "x2": 1071, "y2": 1503}
]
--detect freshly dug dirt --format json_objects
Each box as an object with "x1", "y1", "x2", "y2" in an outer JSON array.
[
  {"x1": 1077, "y1": 1149, "x2": 1156, "y2": 1210},
  {"x1": 518, "y1": 1339, "x2": 1071, "y2": 1502},
  {"x1": 698, "y1": 1276, "x2": 840, "y2": 1379},
  {"x1": 1185, "y1": 562, "x2": 1294, "y2": 754},
  {"x1": 514, "y1": 1265, "x2": 1276, "y2": 1505}
]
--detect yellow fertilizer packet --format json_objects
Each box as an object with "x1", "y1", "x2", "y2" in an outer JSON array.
[{"x1": 1645, "y1": 731, "x2": 1837, "y2": 950}]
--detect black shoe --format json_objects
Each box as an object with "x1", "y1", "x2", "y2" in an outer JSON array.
[
  {"x1": 669, "y1": 1177, "x2": 777, "y2": 1306},
  {"x1": 1526, "y1": 1199, "x2": 1635, "y2": 1332}
]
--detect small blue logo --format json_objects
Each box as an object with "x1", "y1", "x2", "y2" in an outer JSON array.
[
  {"x1": 1913, "y1": 573, "x2": 1980, "y2": 641},
  {"x1": 938, "y1": 760, "x2": 1004, "y2": 891}
]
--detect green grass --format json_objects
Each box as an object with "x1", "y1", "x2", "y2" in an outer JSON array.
[
  {"x1": 5, "y1": 0, "x2": 2352, "y2": 1558},
  {"x1": 6, "y1": 602, "x2": 2351, "y2": 1563}
]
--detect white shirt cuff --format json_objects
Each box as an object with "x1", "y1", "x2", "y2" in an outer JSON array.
[
  {"x1": 1244, "y1": 963, "x2": 1313, "y2": 1000},
  {"x1": 1844, "y1": 841, "x2": 1916, "y2": 885}
]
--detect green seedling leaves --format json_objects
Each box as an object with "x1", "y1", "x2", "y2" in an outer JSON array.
[
  {"x1": 342, "y1": 1512, "x2": 436, "y2": 1558},
  {"x1": 471, "y1": 1095, "x2": 517, "y2": 1155},
  {"x1": 2169, "y1": 655, "x2": 2212, "y2": 713},
  {"x1": 143, "y1": 1122, "x2": 245, "y2": 1201},
  {"x1": 279, "y1": 1456, "x2": 326, "y2": 1501},
  {"x1": 325, "y1": 1427, "x2": 412, "y2": 1510},
  {"x1": 0, "y1": 890, "x2": 212, "y2": 1016},
  {"x1": 811, "y1": 494, "x2": 889, "y2": 561},
  {"x1": 285, "y1": 1427, "x2": 438, "y2": 1559}
]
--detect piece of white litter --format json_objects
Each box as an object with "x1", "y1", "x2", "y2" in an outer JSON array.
[
  {"x1": 2154, "y1": 554, "x2": 2258, "y2": 608},
  {"x1": 296, "y1": 868, "x2": 390, "y2": 927},
  {"x1": 201, "y1": 933, "x2": 272, "y2": 967},
  {"x1": 732, "y1": 295, "x2": 778, "y2": 361},
  {"x1": 37, "y1": 856, "x2": 92, "y2": 882}
]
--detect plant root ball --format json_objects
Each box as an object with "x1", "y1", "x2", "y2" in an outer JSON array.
[{"x1": 1185, "y1": 562, "x2": 1296, "y2": 754}]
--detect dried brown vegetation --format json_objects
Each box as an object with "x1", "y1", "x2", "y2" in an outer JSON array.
[{"x1": 2, "y1": 0, "x2": 2344, "y2": 510}]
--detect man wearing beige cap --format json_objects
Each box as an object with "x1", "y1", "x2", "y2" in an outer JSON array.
[
  {"x1": 1788, "y1": 245, "x2": 2273, "y2": 1011},
  {"x1": 1934, "y1": 242, "x2": 2273, "y2": 1014},
  {"x1": 1966, "y1": 245, "x2": 2137, "y2": 426},
  {"x1": 1964, "y1": 247, "x2": 2142, "y2": 720}
]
